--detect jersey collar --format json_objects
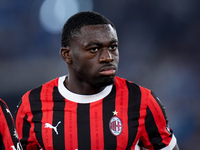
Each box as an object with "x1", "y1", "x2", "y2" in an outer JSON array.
[{"x1": 58, "y1": 75, "x2": 113, "y2": 103}]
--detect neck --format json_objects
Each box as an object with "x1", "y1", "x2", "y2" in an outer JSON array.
[{"x1": 64, "y1": 75, "x2": 106, "y2": 95}]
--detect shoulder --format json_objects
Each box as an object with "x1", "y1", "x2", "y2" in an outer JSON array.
[
  {"x1": 0, "y1": 99, "x2": 13, "y2": 123},
  {"x1": 18, "y1": 77, "x2": 60, "y2": 109},
  {"x1": 114, "y1": 76, "x2": 160, "y2": 107},
  {"x1": 0, "y1": 98, "x2": 8, "y2": 110},
  {"x1": 0, "y1": 98, "x2": 6, "y2": 105},
  {"x1": 115, "y1": 76, "x2": 141, "y2": 89},
  {"x1": 23, "y1": 77, "x2": 59, "y2": 98},
  {"x1": 33, "y1": 77, "x2": 59, "y2": 91},
  {"x1": 114, "y1": 76, "x2": 150, "y2": 95}
]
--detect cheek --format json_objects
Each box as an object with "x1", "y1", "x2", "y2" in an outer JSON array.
[
  {"x1": 73, "y1": 59, "x2": 93, "y2": 73},
  {"x1": 113, "y1": 54, "x2": 119, "y2": 65},
  {"x1": 72, "y1": 51, "x2": 99, "y2": 73}
]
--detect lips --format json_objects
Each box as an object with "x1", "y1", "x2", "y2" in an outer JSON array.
[{"x1": 99, "y1": 65, "x2": 116, "y2": 76}]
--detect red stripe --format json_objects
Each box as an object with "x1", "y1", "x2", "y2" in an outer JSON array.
[
  {"x1": 137, "y1": 87, "x2": 152, "y2": 148},
  {"x1": 0, "y1": 106, "x2": 15, "y2": 148},
  {"x1": 64, "y1": 100, "x2": 78, "y2": 150},
  {"x1": 41, "y1": 84, "x2": 54, "y2": 150},
  {"x1": 90, "y1": 99, "x2": 104, "y2": 150},
  {"x1": 115, "y1": 77, "x2": 129, "y2": 149}
]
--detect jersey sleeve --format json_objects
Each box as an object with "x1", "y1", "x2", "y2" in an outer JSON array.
[
  {"x1": 15, "y1": 92, "x2": 40, "y2": 150},
  {"x1": 0, "y1": 99, "x2": 22, "y2": 150},
  {"x1": 139, "y1": 89, "x2": 177, "y2": 150}
]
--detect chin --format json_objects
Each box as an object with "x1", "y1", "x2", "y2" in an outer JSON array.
[{"x1": 94, "y1": 76, "x2": 115, "y2": 87}]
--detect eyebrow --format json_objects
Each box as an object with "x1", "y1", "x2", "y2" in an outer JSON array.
[{"x1": 85, "y1": 39, "x2": 118, "y2": 48}]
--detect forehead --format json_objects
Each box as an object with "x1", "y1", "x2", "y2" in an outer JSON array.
[{"x1": 72, "y1": 24, "x2": 118, "y2": 45}]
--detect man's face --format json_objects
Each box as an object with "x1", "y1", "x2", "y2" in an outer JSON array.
[{"x1": 69, "y1": 24, "x2": 119, "y2": 87}]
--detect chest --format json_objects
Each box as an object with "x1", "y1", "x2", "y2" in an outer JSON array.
[{"x1": 30, "y1": 99, "x2": 142, "y2": 149}]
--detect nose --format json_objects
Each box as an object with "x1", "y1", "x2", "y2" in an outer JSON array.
[{"x1": 99, "y1": 49, "x2": 114, "y2": 63}]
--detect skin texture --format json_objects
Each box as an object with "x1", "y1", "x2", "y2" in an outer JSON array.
[{"x1": 60, "y1": 24, "x2": 119, "y2": 95}]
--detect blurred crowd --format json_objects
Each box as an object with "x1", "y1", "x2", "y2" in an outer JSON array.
[{"x1": 0, "y1": 0, "x2": 200, "y2": 149}]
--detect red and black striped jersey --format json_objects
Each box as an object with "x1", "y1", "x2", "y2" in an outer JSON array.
[
  {"x1": 0, "y1": 99, "x2": 22, "y2": 150},
  {"x1": 15, "y1": 76, "x2": 177, "y2": 150}
]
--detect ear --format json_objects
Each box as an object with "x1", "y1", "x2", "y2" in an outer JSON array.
[{"x1": 60, "y1": 47, "x2": 72, "y2": 64}]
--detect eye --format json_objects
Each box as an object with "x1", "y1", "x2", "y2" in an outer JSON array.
[
  {"x1": 109, "y1": 45, "x2": 118, "y2": 51},
  {"x1": 89, "y1": 47, "x2": 99, "y2": 53}
]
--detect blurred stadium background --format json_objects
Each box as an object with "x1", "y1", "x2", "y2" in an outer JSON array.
[{"x1": 0, "y1": 0, "x2": 200, "y2": 149}]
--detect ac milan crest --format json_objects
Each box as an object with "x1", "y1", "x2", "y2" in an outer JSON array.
[{"x1": 109, "y1": 116, "x2": 123, "y2": 136}]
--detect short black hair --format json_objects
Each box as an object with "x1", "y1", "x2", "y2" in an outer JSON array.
[{"x1": 61, "y1": 11, "x2": 115, "y2": 47}]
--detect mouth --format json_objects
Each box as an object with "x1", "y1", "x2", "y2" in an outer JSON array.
[{"x1": 99, "y1": 65, "x2": 116, "y2": 76}]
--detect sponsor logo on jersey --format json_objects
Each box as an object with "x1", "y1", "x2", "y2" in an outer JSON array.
[
  {"x1": 109, "y1": 116, "x2": 123, "y2": 136},
  {"x1": 44, "y1": 121, "x2": 61, "y2": 135}
]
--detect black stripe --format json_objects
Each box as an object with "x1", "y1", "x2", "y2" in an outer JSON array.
[
  {"x1": 29, "y1": 86, "x2": 44, "y2": 148},
  {"x1": 126, "y1": 82, "x2": 141, "y2": 149},
  {"x1": 22, "y1": 115, "x2": 31, "y2": 150},
  {"x1": 145, "y1": 106, "x2": 166, "y2": 149},
  {"x1": 77, "y1": 103, "x2": 91, "y2": 150},
  {"x1": 0, "y1": 132, "x2": 5, "y2": 150},
  {"x1": 103, "y1": 85, "x2": 116, "y2": 149},
  {"x1": 52, "y1": 87, "x2": 65, "y2": 149}
]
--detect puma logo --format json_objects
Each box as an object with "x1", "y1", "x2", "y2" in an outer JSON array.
[{"x1": 44, "y1": 121, "x2": 61, "y2": 135}]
